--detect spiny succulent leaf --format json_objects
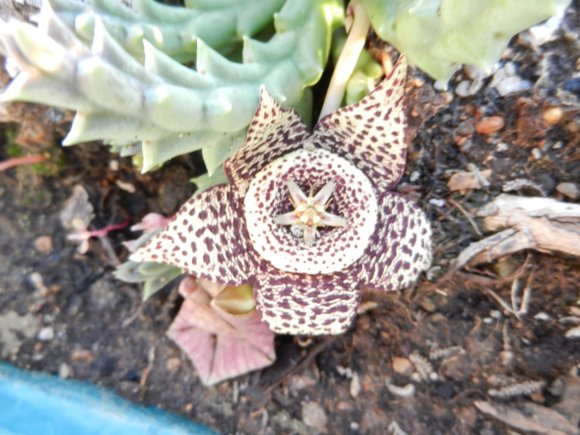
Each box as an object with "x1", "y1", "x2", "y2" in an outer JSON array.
[
  {"x1": 142, "y1": 267, "x2": 184, "y2": 300},
  {"x1": 191, "y1": 167, "x2": 229, "y2": 196},
  {"x1": 363, "y1": 0, "x2": 572, "y2": 81},
  {"x1": 201, "y1": 131, "x2": 247, "y2": 176},
  {"x1": 114, "y1": 260, "x2": 183, "y2": 300},
  {"x1": 0, "y1": 0, "x2": 340, "y2": 171},
  {"x1": 50, "y1": 0, "x2": 286, "y2": 62},
  {"x1": 313, "y1": 56, "x2": 408, "y2": 191}
]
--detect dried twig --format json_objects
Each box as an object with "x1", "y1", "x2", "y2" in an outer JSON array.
[
  {"x1": 484, "y1": 271, "x2": 534, "y2": 321},
  {"x1": 448, "y1": 198, "x2": 483, "y2": 237},
  {"x1": 453, "y1": 194, "x2": 580, "y2": 269}
]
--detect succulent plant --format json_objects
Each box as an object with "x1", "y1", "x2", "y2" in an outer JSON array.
[
  {"x1": 130, "y1": 57, "x2": 432, "y2": 335},
  {"x1": 0, "y1": 0, "x2": 570, "y2": 175},
  {"x1": 363, "y1": 0, "x2": 572, "y2": 81},
  {"x1": 50, "y1": 0, "x2": 287, "y2": 63},
  {"x1": 114, "y1": 213, "x2": 182, "y2": 299},
  {"x1": 0, "y1": 0, "x2": 342, "y2": 172}
]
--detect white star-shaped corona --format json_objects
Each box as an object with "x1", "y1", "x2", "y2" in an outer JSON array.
[{"x1": 274, "y1": 180, "x2": 347, "y2": 246}]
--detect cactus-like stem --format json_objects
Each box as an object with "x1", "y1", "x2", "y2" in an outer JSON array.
[
  {"x1": 50, "y1": 0, "x2": 286, "y2": 63},
  {"x1": 362, "y1": 0, "x2": 571, "y2": 81},
  {"x1": 0, "y1": 0, "x2": 342, "y2": 172}
]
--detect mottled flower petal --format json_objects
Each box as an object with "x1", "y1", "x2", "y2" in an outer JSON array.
[
  {"x1": 244, "y1": 148, "x2": 378, "y2": 275},
  {"x1": 312, "y1": 56, "x2": 408, "y2": 191},
  {"x1": 358, "y1": 193, "x2": 432, "y2": 291},
  {"x1": 130, "y1": 185, "x2": 257, "y2": 285},
  {"x1": 224, "y1": 87, "x2": 309, "y2": 189},
  {"x1": 255, "y1": 271, "x2": 360, "y2": 335},
  {"x1": 168, "y1": 277, "x2": 275, "y2": 386}
]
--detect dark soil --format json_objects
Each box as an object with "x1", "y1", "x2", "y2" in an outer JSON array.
[{"x1": 1, "y1": 4, "x2": 579, "y2": 435}]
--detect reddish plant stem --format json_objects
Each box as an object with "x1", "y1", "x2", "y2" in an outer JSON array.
[
  {"x1": 0, "y1": 154, "x2": 49, "y2": 172},
  {"x1": 90, "y1": 219, "x2": 131, "y2": 238}
]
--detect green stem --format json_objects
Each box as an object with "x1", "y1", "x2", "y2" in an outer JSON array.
[{"x1": 318, "y1": 0, "x2": 370, "y2": 120}]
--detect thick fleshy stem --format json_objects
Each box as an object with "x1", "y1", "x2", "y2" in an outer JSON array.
[{"x1": 318, "y1": 0, "x2": 370, "y2": 120}]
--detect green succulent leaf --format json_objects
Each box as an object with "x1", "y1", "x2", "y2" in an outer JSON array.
[
  {"x1": 50, "y1": 0, "x2": 286, "y2": 63},
  {"x1": 363, "y1": 0, "x2": 571, "y2": 81},
  {"x1": 0, "y1": 0, "x2": 342, "y2": 171},
  {"x1": 114, "y1": 260, "x2": 183, "y2": 300},
  {"x1": 191, "y1": 167, "x2": 229, "y2": 195}
]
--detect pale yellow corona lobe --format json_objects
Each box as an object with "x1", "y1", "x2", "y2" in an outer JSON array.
[{"x1": 274, "y1": 180, "x2": 347, "y2": 246}]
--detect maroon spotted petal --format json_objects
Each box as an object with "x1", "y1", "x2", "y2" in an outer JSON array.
[
  {"x1": 254, "y1": 269, "x2": 361, "y2": 335},
  {"x1": 312, "y1": 56, "x2": 408, "y2": 192},
  {"x1": 358, "y1": 192, "x2": 432, "y2": 291},
  {"x1": 224, "y1": 87, "x2": 309, "y2": 189},
  {"x1": 130, "y1": 185, "x2": 257, "y2": 285}
]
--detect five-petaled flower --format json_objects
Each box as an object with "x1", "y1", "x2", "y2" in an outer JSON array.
[{"x1": 131, "y1": 56, "x2": 432, "y2": 335}]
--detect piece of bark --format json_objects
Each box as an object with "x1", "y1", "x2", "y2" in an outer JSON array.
[
  {"x1": 454, "y1": 194, "x2": 580, "y2": 268},
  {"x1": 475, "y1": 400, "x2": 578, "y2": 434}
]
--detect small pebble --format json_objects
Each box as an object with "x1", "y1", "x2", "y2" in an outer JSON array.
[
  {"x1": 542, "y1": 107, "x2": 564, "y2": 125},
  {"x1": 350, "y1": 373, "x2": 361, "y2": 398},
  {"x1": 115, "y1": 180, "x2": 136, "y2": 193},
  {"x1": 301, "y1": 402, "x2": 327, "y2": 430},
  {"x1": 496, "y1": 142, "x2": 509, "y2": 152},
  {"x1": 531, "y1": 148, "x2": 543, "y2": 160},
  {"x1": 565, "y1": 326, "x2": 580, "y2": 338},
  {"x1": 447, "y1": 169, "x2": 492, "y2": 192},
  {"x1": 495, "y1": 76, "x2": 531, "y2": 96},
  {"x1": 455, "y1": 79, "x2": 483, "y2": 97},
  {"x1": 429, "y1": 198, "x2": 446, "y2": 208},
  {"x1": 476, "y1": 116, "x2": 505, "y2": 135},
  {"x1": 59, "y1": 363, "x2": 71, "y2": 379},
  {"x1": 392, "y1": 357, "x2": 413, "y2": 376},
  {"x1": 38, "y1": 326, "x2": 54, "y2": 341},
  {"x1": 70, "y1": 348, "x2": 94, "y2": 363},
  {"x1": 29, "y1": 272, "x2": 48, "y2": 295},
  {"x1": 556, "y1": 182, "x2": 579, "y2": 200},
  {"x1": 165, "y1": 357, "x2": 181, "y2": 371},
  {"x1": 418, "y1": 296, "x2": 437, "y2": 313},
  {"x1": 34, "y1": 236, "x2": 53, "y2": 254}
]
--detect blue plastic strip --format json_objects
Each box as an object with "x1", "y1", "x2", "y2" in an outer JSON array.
[{"x1": 0, "y1": 363, "x2": 218, "y2": 435}]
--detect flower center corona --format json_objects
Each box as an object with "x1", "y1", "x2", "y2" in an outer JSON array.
[
  {"x1": 244, "y1": 148, "x2": 378, "y2": 275},
  {"x1": 274, "y1": 180, "x2": 347, "y2": 246}
]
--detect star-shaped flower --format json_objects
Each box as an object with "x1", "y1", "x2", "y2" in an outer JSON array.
[{"x1": 131, "y1": 56, "x2": 432, "y2": 335}]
